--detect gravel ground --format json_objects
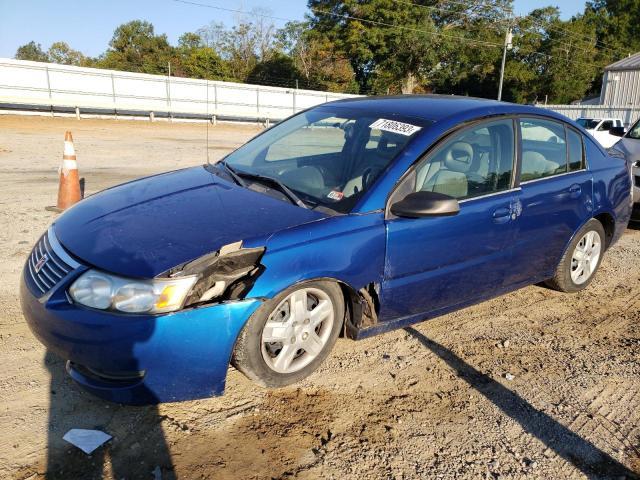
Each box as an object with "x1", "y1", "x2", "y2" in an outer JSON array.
[{"x1": 0, "y1": 114, "x2": 638, "y2": 480}]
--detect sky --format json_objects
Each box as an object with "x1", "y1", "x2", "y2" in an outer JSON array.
[{"x1": 0, "y1": 0, "x2": 587, "y2": 59}]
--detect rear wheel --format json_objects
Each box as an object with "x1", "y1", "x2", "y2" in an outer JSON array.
[
  {"x1": 232, "y1": 281, "x2": 344, "y2": 388},
  {"x1": 545, "y1": 219, "x2": 605, "y2": 293}
]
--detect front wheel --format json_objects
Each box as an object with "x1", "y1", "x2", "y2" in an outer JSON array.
[
  {"x1": 545, "y1": 219, "x2": 606, "y2": 293},
  {"x1": 231, "y1": 281, "x2": 344, "y2": 388}
]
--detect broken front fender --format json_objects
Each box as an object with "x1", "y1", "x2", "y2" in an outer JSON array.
[
  {"x1": 246, "y1": 213, "x2": 386, "y2": 300},
  {"x1": 21, "y1": 272, "x2": 262, "y2": 405}
]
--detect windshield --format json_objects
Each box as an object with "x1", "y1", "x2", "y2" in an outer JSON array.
[
  {"x1": 628, "y1": 119, "x2": 640, "y2": 139},
  {"x1": 576, "y1": 118, "x2": 601, "y2": 130},
  {"x1": 218, "y1": 108, "x2": 428, "y2": 213}
]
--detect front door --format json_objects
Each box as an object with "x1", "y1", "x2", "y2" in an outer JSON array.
[{"x1": 380, "y1": 118, "x2": 518, "y2": 321}]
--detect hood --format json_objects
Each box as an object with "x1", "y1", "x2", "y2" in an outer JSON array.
[{"x1": 55, "y1": 166, "x2": 327, "y2": 278}]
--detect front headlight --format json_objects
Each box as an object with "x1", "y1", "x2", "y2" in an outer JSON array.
[{"x1": 69, "y1": 270, "x2": 197, "y2": 314}]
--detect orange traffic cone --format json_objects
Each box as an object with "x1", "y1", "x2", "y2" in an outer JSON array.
[{"x1": 49, "y1": 131, "x2": 82, "y2": 212}]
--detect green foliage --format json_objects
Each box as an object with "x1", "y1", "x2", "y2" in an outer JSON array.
[
  {"x1": 277, "y1": 21, "x2": 359, "y2": 92},
  {"x1": 97, "y1": 20, "x2": 173, "y2": 74},
  {"x1": 12, "y1": 2, "x2": 640, "y2": 102},
  {"x1": 47, "y1": 42, "x2": 87, "y2": 66},
  {"x1": 174, "y1": 33, "x2": 232, "y2": 81},
  {"x1": 585, "y1": 0, "x2": 640, "y2": 56},
  {"x1": 15, "y1": 41, "x2": 49, "y2": 62},
  {"x1": 308, "y1": 0, "x2": 511, "y2": 95},
  {"x1": 247, "y1": 52, "x2": 301, "y2": 87}
]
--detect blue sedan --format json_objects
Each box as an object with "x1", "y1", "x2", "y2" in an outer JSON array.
[{"x1": 20, "y1": 96, "x2": 633, "y2": 404}]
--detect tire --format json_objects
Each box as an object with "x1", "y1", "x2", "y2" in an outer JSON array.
[
  {"x1": 231, "y1": 281, "x2": 344, "y2": 388},
  {"x1": 545, "y1": 218, "x2": 606, "y2": 293}
]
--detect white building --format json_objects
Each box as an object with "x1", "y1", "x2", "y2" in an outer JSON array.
[{"x1": 600, "y1": 52, "x2": 640, "y2": 106}]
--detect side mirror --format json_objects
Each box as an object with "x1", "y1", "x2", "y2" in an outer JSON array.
[
  {"x1": 609, "y1": 126, "x2": 625, "y2": 137},
  {"x1": 390, "y1": 191, "x2": 460, "y2": 218}
]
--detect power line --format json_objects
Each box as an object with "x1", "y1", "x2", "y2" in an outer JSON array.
[
  {"x1": 516, "y1": 13, "x2": 623, "y2": 57},
  {"x1": 436, "y1": 0, "x2": 513, "y2": 15},
  {"x1": 515, "y1": 24, "x2": 607, "y2": 59},
  {"x1": 515, "y1": 21, "x2": 626, "y2": 65},
  {"x1": 523, "y1": 49, "x2": 605, "y2": 71},
  {"x1": 310, "y1": 4, "x2": 502, "y2": 47},
  {"x1": 390, "y1": 0, "x2": 511, "y2": 26},
  {"x1": 171, "y1": 0, "x2": 610, "y2": 94},
  {"x1": 172, "y1": 0, "x2": 503, "y2": 48}
]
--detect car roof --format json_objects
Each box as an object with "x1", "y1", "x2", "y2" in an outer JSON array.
[{"x1": 326, "y1": 94, "x2": 553, "y2": 122}]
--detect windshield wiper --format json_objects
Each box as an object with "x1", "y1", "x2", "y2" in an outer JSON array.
[
  {"x1": 232, "y1": 168, "x2": 309, "y2": 209},
  {"x1": 217, "y1": 161, "x2": 308, "y2": 209},
  {"x1": 217, "y1": 161, "x2": 246, "y2": 187}
]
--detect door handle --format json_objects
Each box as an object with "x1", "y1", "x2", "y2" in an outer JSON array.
[
  {"x1": 568, "y1": 184, "x2": 582, "y2": 198},
  {"x1": 492, "y1": 207, "x2": 511, "y2": 224}
]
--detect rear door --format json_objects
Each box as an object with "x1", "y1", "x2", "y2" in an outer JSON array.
[
  {"x1": 380, "y1": 118, "x2": 519, "y2": 320},
  {"x1": 506, "y1": 117, "x2": 593, "y2": 287}
]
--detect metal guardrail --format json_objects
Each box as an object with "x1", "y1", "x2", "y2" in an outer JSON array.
[
  {"x1": 0, "y1": 100, "x2": 282, "y2": 125},
  {"x1": 0, "y1": 58, "x2": 357, "y2": 122}
]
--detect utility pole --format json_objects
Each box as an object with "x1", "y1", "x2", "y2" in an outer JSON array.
[{"x1": 498, "y1": 23, "x2": 513, "y2": 102}]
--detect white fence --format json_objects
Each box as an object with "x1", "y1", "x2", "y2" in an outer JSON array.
[
  {"x1": 0, "y1": 58, "x2": 358, "y2": 121},
  {"x1": 2, "y1": 58, "x2": 638, "y2": 127},
  {"x1": 540, "y1": 104, "x2": 640, "y2": 128}
]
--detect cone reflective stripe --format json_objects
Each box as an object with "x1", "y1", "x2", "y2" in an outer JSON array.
[{"x1": 56, "y1": 131, "x2": 81, "y2": 210}]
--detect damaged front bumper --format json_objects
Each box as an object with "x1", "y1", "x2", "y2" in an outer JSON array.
[{"x1": 20, "y1": 270, "x2": 261, "y2": 405}]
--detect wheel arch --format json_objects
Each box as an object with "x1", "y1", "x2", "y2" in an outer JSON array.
[
  {"x1": 554, "y1": 214, "x2": 610, "y2": 275},
  {"x1": 593, "y1": 211, "x2": 615, "y2": 249},
  {"x1": 247, "y1": 276, "x2": 375, "y2": 341}
]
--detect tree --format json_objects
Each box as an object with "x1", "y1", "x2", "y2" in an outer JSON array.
[
  {"x1": 98, "y1": 20, "x2": 173, "y2": 74},
  {"x1": 15, "y1": 41, "x2": 49, "y2": 62},
  {"x1": 47, "y1": 42, "x2": 86, "y2": 66},
  {"x1": 276, "y1": 21, "x2": 358, "y2": 92},
  {"x1": 307, "y1": 0, "x2": 511, "y2": 95},
  {"x1": 178, "y1": 32, "x2": 203, "y2": 51},
  {"x1": 540, "y1": 16, "x2": 600, "y2": 103},
  {"x1": 247, "y1": 53, "x2": 301, "y2": 87},
  {"x1": 585, "y1": 0, "x2": 640, "y2": 58},
  {"x1": 173, "y1": 32, "x2": 231, "y2": 80},
  {"x1": 197, "y1": 8, "x2": 279, "y2": 82}
]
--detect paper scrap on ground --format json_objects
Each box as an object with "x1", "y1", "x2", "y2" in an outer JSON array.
[{"x1": 63, "y1": 429, "x2": 112, "y2": 454}]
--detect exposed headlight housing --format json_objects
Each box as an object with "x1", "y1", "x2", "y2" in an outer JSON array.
[
  {"x1": 69, "y1": 270, "x2": 197, "y2": 314},
  {"x1": 173, "y1": 245, "x2": 265, "y2": 307},
  {"x1": 68, "y1": 243, "x2": 265, "y2": 314}
]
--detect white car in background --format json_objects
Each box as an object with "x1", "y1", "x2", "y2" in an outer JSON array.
[
  {"x1": 608, "y1": 117, "x2": 640, "y2": 221},
  {"x1": 576, "y1": 117, "x2": 625, "y2": 148}
]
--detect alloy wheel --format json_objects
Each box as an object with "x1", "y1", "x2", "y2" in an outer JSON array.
[
  {"x1": 570, "y1": 230, "x2": 602, "y2": 285},
  {"x1": 261, "y1": 287, "x2": 335, "y2": 374}
]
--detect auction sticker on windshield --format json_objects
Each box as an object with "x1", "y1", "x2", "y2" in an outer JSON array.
[{"x1": 369, "y1": 118, "x2": 422, "y2": 136}]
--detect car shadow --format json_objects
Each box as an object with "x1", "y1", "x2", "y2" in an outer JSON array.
[
  {"x1": 404, "y1": 327, "x2": 639, "y2": 479},
  {"x1": 44, "y1": 351, "x2": 175, "y2": 479}
]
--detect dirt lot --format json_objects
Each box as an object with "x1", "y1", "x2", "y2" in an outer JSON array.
[{"x1": 0, "y1": 114, "x2": 638, "y2": 480}]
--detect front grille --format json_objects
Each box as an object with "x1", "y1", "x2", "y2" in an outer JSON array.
[
  {"x1": 635, "y1": 175, "x2": 640, "y2": 187},
  {"x1": 26, "y1": 227, "x2": 79, "y2": 296}
]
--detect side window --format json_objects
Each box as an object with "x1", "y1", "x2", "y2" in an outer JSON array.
[
  {"x1": 519, "y1": 118, "x2": 567, "y2": 182},
  {"x1": 598, "y1": 120, "x2": 613, "y2": 131},
  {"x1": 629, "y1": 119, "x2": 640, "y2": 139},
  {"x1": 413, "y1": 119, "x2": 514, "y2": 200},
  {"x1": 566, "y1": 128, "x2": 584, "y2": 171}
]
